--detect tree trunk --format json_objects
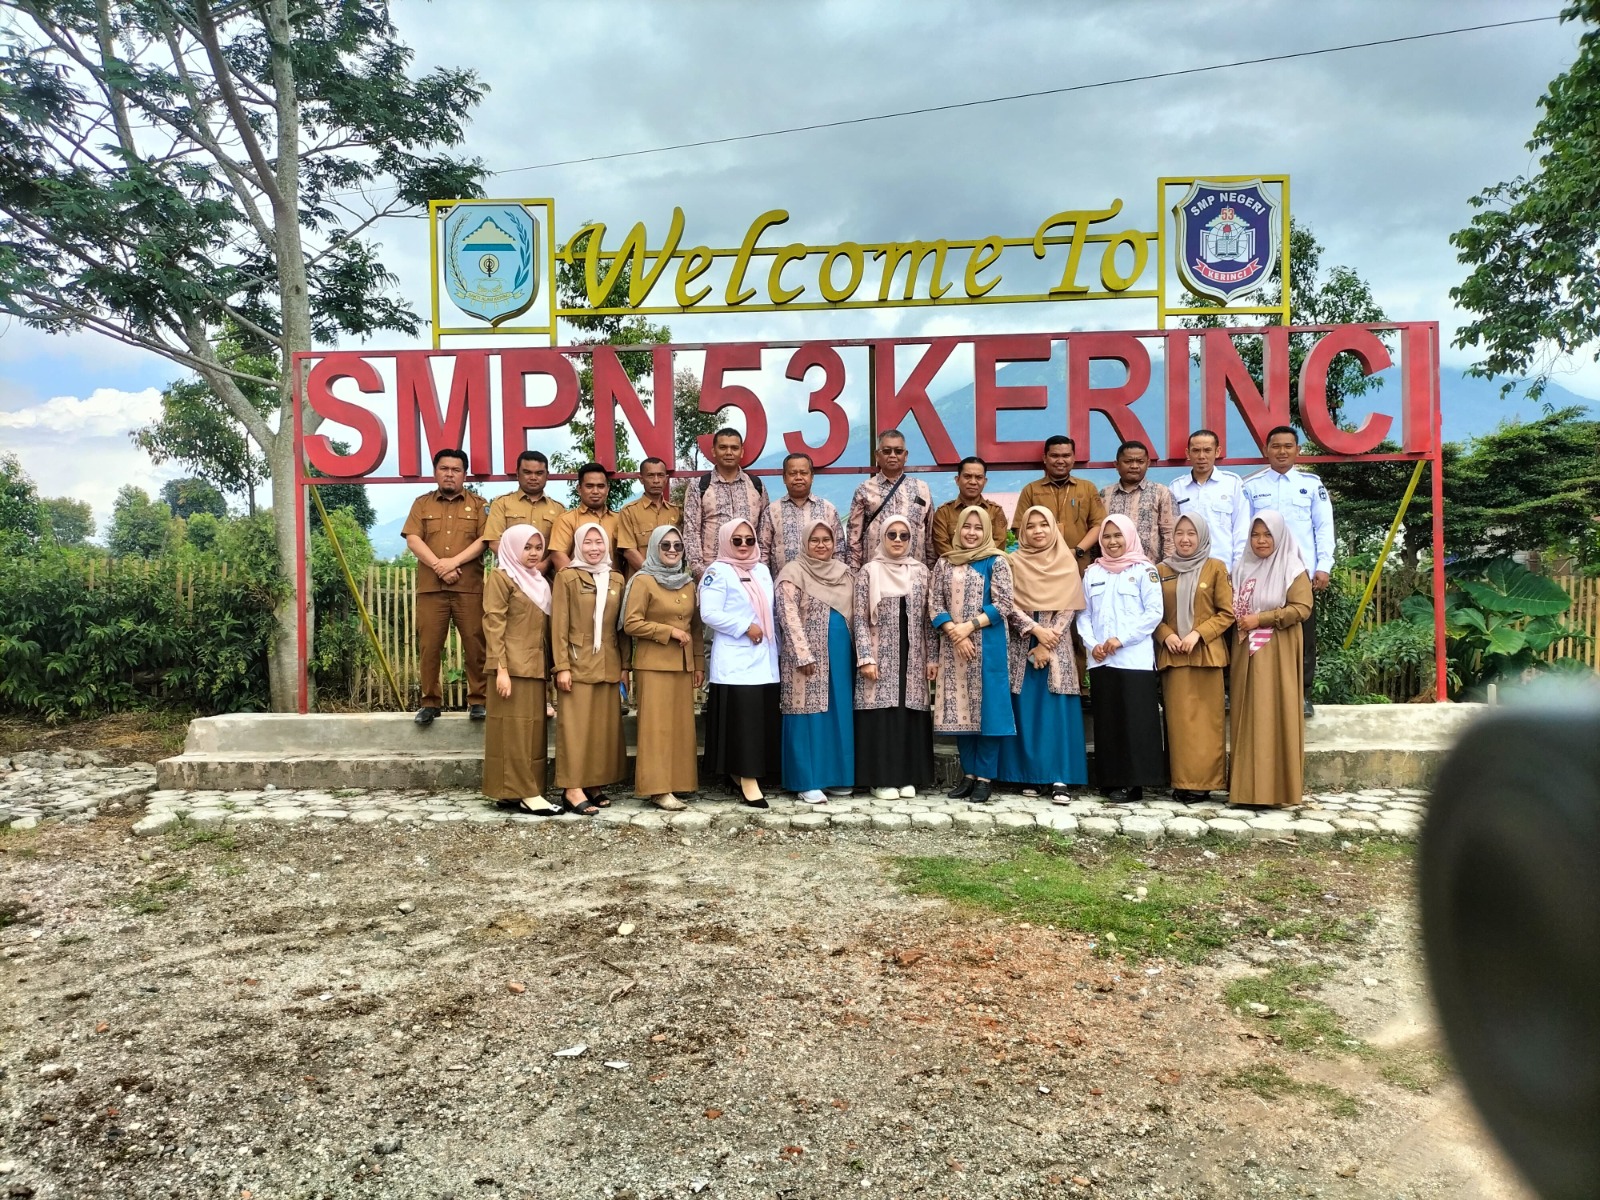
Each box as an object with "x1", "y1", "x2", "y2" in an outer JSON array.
[{"x1": 266, "y1": 432, "x2": 302, "y2": 712}]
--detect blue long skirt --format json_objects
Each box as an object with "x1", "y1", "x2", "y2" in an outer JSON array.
[
  {"x1": 998, "y1": 670, "x2": 1088, "y2": 786},
  {"x1": 781, "y1": 611, "x2": 855, "y2": 792}
]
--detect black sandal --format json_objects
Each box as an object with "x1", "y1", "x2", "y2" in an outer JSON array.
[
  {"x1": 586, "y1": 789, "x2": 613, "y2": 808},
  {"x1": 558, "y1": 794, "x2": 600, "y2": 816},
  {"x1": 515, "y1": 798, "x2": 560, "y2": 816},
  {"x1": 1050, "y1": 784, "x2": 1073, "y2": 804}
]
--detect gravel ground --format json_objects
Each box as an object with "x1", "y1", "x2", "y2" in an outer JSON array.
[{"x1": 0, "y1": 815, "x2": 1528, "y2": 1200}]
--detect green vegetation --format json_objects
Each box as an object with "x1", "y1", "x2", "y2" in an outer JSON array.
[
  {"x1": 1221, "y1": 1063, "x2": 1362, "y2": 1118},
  {"x1": 117, "y1": 872, "x2": 191, "y2": 916},
  {"x1": 166, "y1": 826, "x2": 238, "y2": 854},
  {"x1": 1223, "y1": 964, "x2": 1360, "y2": 1053},
  {"x1": 1377, "y1": 1046, "x2": 1452, "y2": 1094},
  {"x1": 894, "y1": 840, "x2": 1377, "y2": 964}
]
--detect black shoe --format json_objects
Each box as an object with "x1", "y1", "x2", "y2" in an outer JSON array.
[
  {"x1": 969, "y1": 779, "x2": 993, "y2": 804},
  {"x1": 1127, "y1": 786, "x2": 1143, "y2": 803},
  {"x1": 414, "y1": 706, "x2": 440, "y2": 726},
  {"x1": 1172, "y1": 789, "x2": 1207, "y2": 803},
  {"x1": 1105, "y1": 788, "x2": 1130, "y2": 804},
  {"x1": 947, "y1": 776, "x2": 976, "y2": 799},
  {"x1": 469, "y1": 704, "x2": 487, "y2": 721},
  {"x1": 1303, "y1": 699, "x2": 1315, "y2": 719}
]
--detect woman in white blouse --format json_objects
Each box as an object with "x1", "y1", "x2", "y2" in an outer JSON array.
[{"x1": 1075, "y1": 514, "x2": 1168, "y2": 803}]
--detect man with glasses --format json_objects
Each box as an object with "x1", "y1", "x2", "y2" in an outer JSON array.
[
  {"x1": 616, "y1": 457, "x2": 681, "y2": 574},
  {"x1": 1170, "y1": 429, "x2": 1248, "y2": 570},
  {"x1": 757, "y1": 451, "x2": 847, "y2": 574},
  {"x1": 846, "y1": 428, "x2": 934, "y2": 566},
  {"x1": 1012, "y1": 434, "x2": 1105, "y2": 566},
  {"x1": 682, "y1": 426, "x2": 767, "y2": 577}
]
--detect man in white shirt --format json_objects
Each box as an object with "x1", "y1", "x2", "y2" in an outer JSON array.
[{"x1": 1169, "y1": 429, "x2": 1250, "y2": 571}]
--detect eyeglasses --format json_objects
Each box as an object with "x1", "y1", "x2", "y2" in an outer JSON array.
[
  {"x1": 731, "y1": 536, "x2": 757, "y2": 547},
  {"x1": 658, "y1": 540, "x2": 683, "y2": 551},
  {"x1": 884, "y1": 531, "x2": 910, "y2": 542},
  {"x1": 878, "y1": 446, "x2": 907, "y2": 455}
]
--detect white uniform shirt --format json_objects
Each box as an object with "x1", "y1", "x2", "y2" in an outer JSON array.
[
  {"x1": 698, "y1": 563, "x2": 780, "y2": 685},
  {"x1": 1169, "y1": 468, "x2": 1249, "y2": 571},
  {"x1": 1075, "y1": 563, "x2": 1164, "y2": 672},
  {"x1": 1241, "y1": 466, "x2": 1336, "y2": 574}
]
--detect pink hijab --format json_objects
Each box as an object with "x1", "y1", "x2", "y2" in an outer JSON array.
[
  {"x1": 1094, "y1": 513, "x2": 1151, "y2": 574},
  {"x1": 497, "y1": 524, "x2": 551, "y2": 615},
  {"x1": 713, "y1": 518, "x2": 771, "y2": 639}
]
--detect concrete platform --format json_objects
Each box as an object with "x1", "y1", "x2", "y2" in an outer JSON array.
[{"x1": 157, "y1": 704, "x2": 1488, "y2": 793}]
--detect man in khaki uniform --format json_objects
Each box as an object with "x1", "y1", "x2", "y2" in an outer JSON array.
[
  {"x1": 616, "y1": 457, "x2": 681, "y2": 573},
  {"x1": 484, "y1": 450, "x2": 565, "y2": 556},
  {"x1": 402, "y1": 448, "x2": 488, "y2": 725},
  {"x1": 1012, "y1": 434, "x2": 1106, "y2": 569},
  {"x1": 932, "y1": 456, "x2": 1011, "y2": 558},
  {"x1": 548, "y1": 461, "x2": 621, "y2": 570}
]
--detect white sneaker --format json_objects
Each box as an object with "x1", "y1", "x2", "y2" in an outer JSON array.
[
  {"x1": 898, "y1": 785, "x2": 917, "y2": 799},
  {"x1": 824, "y1": 787, "x2": 854, "y2": 797},
  {"x1": 798, "y1": 789, "x2": 827, "y2": 804},
  {"x1": 871, "y1": 787, "x2": 899, "y2": 801}
]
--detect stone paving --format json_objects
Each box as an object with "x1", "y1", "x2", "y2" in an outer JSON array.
[{"x1": 2, "y1": 749, "x2": 1428, "y2": 842}]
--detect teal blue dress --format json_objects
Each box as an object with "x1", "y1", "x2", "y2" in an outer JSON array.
[
  {"x1": 781, "y1": 610, "x2": 855, "y2": 791},
  {"x1": 932, "y1": 556, "x2": 1016, "y2": 777}
]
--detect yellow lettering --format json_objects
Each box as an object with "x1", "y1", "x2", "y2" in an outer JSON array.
[
  {"x1": 819, "y1": 243, "x2": 865, "y2": 303},
  {"x1": 964, "y1": 236, "x2": 1005, "y2": 298},
  {"x1": 726, "y1": 209, "x2": 789, "y2": 305},
  {"x1": 568, "y1": 208, "x2": 684, "y2": 309},
  {"x1": 873, "y1": 241, "x2": 953, "y2": 302},
  {"x1": 676, "y1": 246, "x2": 714, "y2": 307},
  {"x1": 768, "y1": 243, "x2": 808, "y2": 304},
  {"x1": 1099, "y1": 229, "x2": 1150, "y2": 292},
  {"x1": 1034, "y1": 202, "x2": 1121, "y2": 296}
]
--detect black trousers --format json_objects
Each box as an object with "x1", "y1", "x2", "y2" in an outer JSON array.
[{"x1": 1303, "y1": 604, "x2": 1317, "y2": 698}]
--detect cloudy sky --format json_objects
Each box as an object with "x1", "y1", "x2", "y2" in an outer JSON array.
[{"x1": 0, "y1": 0, "x2": 1583, "y2": 538}]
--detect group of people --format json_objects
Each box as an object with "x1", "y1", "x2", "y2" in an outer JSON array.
[{"x1": 400, "y1": 422, "x2": 1335, "y2": 816}]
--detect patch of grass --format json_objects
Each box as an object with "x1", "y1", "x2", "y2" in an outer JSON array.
[
  {"x1": 116, "y1": 872, "x2": 191, "y2": 915},
  {"x1": 166, "y1": 826, "x2": 237, "y2": 853},
  {"x1": 1221, "y1": 1063, "x2": 1361, "y2": 1118},
  {"x1": 214, "y1": 862, "x2": 244, "y2": 878},
  {"x1": 58, "y1": 933, "x2": 91, "y2": 946},
  {"x1": 1223, "y1": 964, "x2": 1365, "y2": 1054},
  {"x1": 894, "y1": 837, "x2": 1380, "y2": 964},
  {"x1": 1376, "y1": 1046, "x2": 1452, "y2": 1093}
]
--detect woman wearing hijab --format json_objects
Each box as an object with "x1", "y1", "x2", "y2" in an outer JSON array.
[
  {"x1": 482, "y1": 524, "x2": 557, "y2": 814},
  {"x1": 775, "y1": 520, "x2": 857, "y2": 803},
  {"x1": 1230, "y1": 512, "x2": 1314, "y2": 808},
  {"x1": 1156, "y1": 512, "x2": 1235, "y2": 801},
  {"x1": 551, "y1": 522, "x2": 629, "y2": 816},
  {"x1": 1076, "y1": 513, "x2": 1167, "y2": 803},
  {"x1": 998, "y1": 505, "x2": 1088, "y2": 803},
  {"x1": 621, "y1": 525, "x2": 703, "y2": 811},
  {"x1": 852, "y1": 514, "x2": 936, "y2": 800},
  {"x1": 699, "y1": 517, "x2": 781, "y2": 806},
  {"x1": 931, "y1": 506, "x2": 1017, "y2": 804}
]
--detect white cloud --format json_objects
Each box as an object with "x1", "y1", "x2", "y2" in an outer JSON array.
[{"x1": 0, "y1": 387, "x2": 163, "y2": 436}]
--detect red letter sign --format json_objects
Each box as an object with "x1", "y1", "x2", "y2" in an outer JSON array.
[{"x1": 975, "y1": 335, "x2": 1053, "y2": 463}]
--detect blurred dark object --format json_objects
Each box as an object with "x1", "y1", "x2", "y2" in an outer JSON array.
[{"x1": 1422, "y1": 700, "x2": 1599, "y2": 1200}]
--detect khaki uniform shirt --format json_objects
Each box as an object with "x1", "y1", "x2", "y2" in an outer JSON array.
[
  {"x1": 401, "y1": 489, "x2": 487, "y2": 594},
  {"x1": 615, "y1": 495, "x2": 683, "y2": 557},
  {"x1": 932, "y1": 496, "x2": 1011, "y2": 558},
  {"x1": 1012, "y1": 476, "x2": 1106, "y2": 550},
  {"x1": 484, "y1": 490, "x2": 566, "y2": 549},
  {"x1": 551, "y1": 569, "x2": 627, "y2": 684},
  {"x1": 482, "y1": 571, "x2": 552, "y2": 678},
  {"x1": 549, "y1": 509, "x2": 621, "y2": 568}
]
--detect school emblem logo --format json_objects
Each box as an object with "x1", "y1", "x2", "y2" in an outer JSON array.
[
  {"x1": 441, "y1": 203, "x2": 540, "y2": 326},
  {"x1": 1172, "y1": 180, "x2": 1280, "y2": 303}
]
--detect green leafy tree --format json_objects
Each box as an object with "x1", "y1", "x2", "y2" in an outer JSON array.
[
  {"x1": 107, "y1": 485, "x2": 173, "y2": 558},
  {"x1": 674, "y1": 367, "x2": 717, "y2": 472},
  {"x1": 134, "y1": 331, "x2": 275, "y2": 515},
  {"x1": 185, "y1": 511, "x2": 221, "y2": 552},
  {"x1": 1452, "y1": 1, "x2": 1600, "y2": 399},
  {"x1": 308, "y1": 441, "x2": 376, "y2": 531},
  {"x1": 38, "y1": 495, "x2": 94, "y2": 548},
  {"x1": 161, "y1": 477, "x2": 229, "y2": 520},
  {"x1": 1184, "y1": 220, "x2": 1389, "y2": 427},
  {"x1": 0, "y1": 453, "x2": 43, "y2": 555},
  {"x1": 0, "y1": 2, "x2": 487, "y2": 709},
  {"x1": 1318, "y1": 441, "x2": 1464, "y2": 570}
]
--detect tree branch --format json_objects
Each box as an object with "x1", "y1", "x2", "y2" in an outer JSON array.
[{"x1": 190, "y1": 0, "x2": 283, "y2": 211}]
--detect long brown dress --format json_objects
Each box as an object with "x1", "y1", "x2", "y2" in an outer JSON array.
[
  {"x1": 1228, "y1": 573, "x2": 1313, "y2": 808},
  {"x1": 481, "y1": 570, "x2": 552, "y2": 800},
  {"x1": 551, "y1": 568, "x2": 628, "y2": 790},
  {"x1": 623, "y1": 575, "x2": 703, "y2": 796},
  {"x1": 1156, "y1": 558, "x2": 1235, "y2": 792}
]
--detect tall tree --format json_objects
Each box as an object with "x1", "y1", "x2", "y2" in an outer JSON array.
[
  {"x1": 134, "y1": 329, "x2": 275, "y2": 514},
  {"x1": 107, "y1": 485, "x2": 172, "y2": 558},
  {"x1": 38, "y1": 495, "x2": 94, "y2": 547},
  {"x1": 0, "y1": 2, "x2": 486, "y2": 708},
  {"x1": 161, "y1": 477, "x2": 229, "y2": 520},
  {"x1": 0, "y1": 453, "x2": 42, "y2": 555},
  {"x1": 1184, "y1": 220, "x2": 1389, "y2": 428},
  {"x1": 1452, "y1": 1, "x2": 1600, "y2": 400}
]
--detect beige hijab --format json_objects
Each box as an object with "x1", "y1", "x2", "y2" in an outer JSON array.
[
  {"x1": 776, "y1": 519, "x2": 853, "y2": 622},
  {"x1": 569, "y1": 521, "x2": 613, "y2": 654},
  {"x1": 1007, "y1": 504, "x2": 1085, "y2": 614},
  {"x1": 941, "y1": 505, "x2": 1003, "y2": 567},
  {"x1": 863, "y1": 515, "x2": 921, "y2": 623}
]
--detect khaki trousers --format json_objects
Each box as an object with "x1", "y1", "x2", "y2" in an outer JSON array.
[{"x1": 416, "y1": 589, "x2": 487, "y2": 707}]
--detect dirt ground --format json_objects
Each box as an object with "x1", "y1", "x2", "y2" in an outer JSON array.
[{"x1": 0, "y1": 809, "x2": 1534, "y2": 1200}]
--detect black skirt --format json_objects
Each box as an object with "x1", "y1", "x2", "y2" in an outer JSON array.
[
  {"x1": 1089, "y1": 667, "x2": 1168, "y2": 789},
  {"x1": 703, "y1": 682, "x2": 782, "y2": 780},
  {"x1": 853, "y1": 601, "x2": 935, "y2": 788}
]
